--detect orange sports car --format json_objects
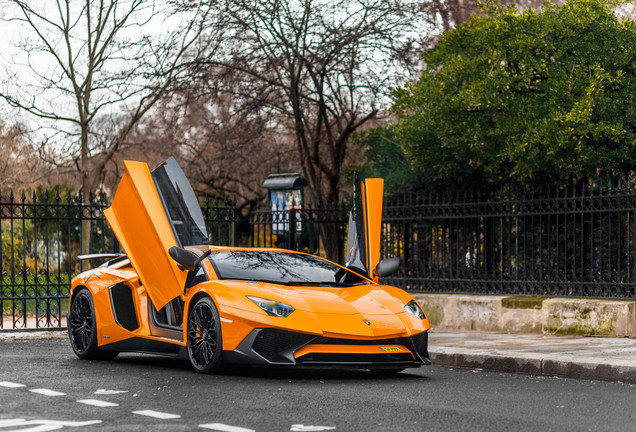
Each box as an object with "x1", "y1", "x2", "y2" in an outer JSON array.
[{"x1": 68, "y1": 158, "x2": 431, "y2": 373}]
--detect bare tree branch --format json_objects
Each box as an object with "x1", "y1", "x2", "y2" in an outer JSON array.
[{"x1": 0, "y1": 0, "x2": 212, "y2": 254}]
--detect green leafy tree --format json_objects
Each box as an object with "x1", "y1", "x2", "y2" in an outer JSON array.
[
  {"x1": 350, "y1": 127, "x2": 419, "y2": 194},
  {"x1": 390, "y1": 0, "x2": 636, "y2": 184}
]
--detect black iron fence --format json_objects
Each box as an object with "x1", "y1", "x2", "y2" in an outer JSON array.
[
  {"x1": 381, "y1": 180, "x2": 636, "y2": 300},
  {"x1": 250, "y1": 204, "x2": 347, "y2": 263},
  {"x1": 0, "y1": 190, "x2": 236, "y2": 331},
  {"x1": 4, "y1": 179, "x2": 635, "y2": 331}
]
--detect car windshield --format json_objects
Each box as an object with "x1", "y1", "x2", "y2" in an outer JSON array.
[{"x1": 208, "y1": 251, "x2": 368, "y2": 286}]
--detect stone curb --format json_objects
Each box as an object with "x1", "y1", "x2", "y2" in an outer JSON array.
[
  {"x1": 429, "y1": 347, "x2": 636, "y2": 383},
  {"x1": 0, "y1": 330, "x2": 66, "y2": 340}
]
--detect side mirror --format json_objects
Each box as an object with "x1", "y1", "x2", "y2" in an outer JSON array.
[
  {"x1": 374, "y1": 257, "x2": 401, "y2": 278},
  {"x1": 169, "y1": 247, "x2": 213, "y2": 272},
  {"x1": 169, "y1": 247, "x2": 198, "y2": 272}
]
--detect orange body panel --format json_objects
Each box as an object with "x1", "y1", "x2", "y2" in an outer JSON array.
[
  {"x1": 363, "y1": 178, "x2": 384, "y2": 282},
  {"x1": 104, "y1": 160, "x2": 186, "y2": 310},
  {"x1": 72, "y1": 264, "x2": 187, "y2": 347}
]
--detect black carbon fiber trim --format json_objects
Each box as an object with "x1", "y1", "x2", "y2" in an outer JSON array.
[
  {"x1": 101, "y1": 337, "x2": 182, "y2": 355},
  {"x1": 409, "y1": 331, "x2": 430, "y2": 364},
  {"x1": 251, "y1": 329, "x2": 315, "y2": 363},
  {"x1": 109, "y1": 283, "x2": 139, "y2": 332},
  {"x1": 226, "y1": 328, "x2": 430, "y2": 368},
  {"x1": 297, "y1": 352, "x2": 415, "y2": 365}
]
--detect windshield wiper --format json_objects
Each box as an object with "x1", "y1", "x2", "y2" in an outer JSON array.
[
  {"x1": 222, "y1": 278, "x2": 295, "y2": 285},
  {"x1": 284, "y1": 281, "x2": 361, "y2": 287}
]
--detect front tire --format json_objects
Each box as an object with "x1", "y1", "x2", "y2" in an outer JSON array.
[
  {"x1": 187, "y1": 297, "x2": 223, "y2": 373},
  {"x1": 68, "y1": 289, "x2": 119, "y2": 360}
]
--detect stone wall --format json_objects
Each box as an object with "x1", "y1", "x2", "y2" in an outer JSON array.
[{"x1": 413, "y1": 294, "x2": 636, "y2": 337}]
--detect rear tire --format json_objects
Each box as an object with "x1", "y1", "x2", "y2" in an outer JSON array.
[
  {"x1": 68, "y1": 289, "x2": 119, "y2": 360},
  {"x1": 187, "y1": 297, "x2": 223, "y2": 373}
]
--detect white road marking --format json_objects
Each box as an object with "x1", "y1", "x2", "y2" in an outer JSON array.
[
  {"x1": 290, "y1": 425, "x2": 336, "y2": 431},
  {"x1": 94, "y1": 389, "x2": 128, "y2": 395},
  {"x1": 77, "y1": 399, "x2": 118, "y2": 407},
  {"x1": 132, "y1": 410, "x2": 181, "y2": 420},
  {"x1": 29, "y1": 389, "x2": 66, "y2": 397},
  {"x1": 0, "y1": 418, "x2": 101, "y2": 431},
  {"x1": 199, "y1": 423, "x2": 255, "y2": 432},
  {"x1": 0, "y1": 422, "x2": 62, "y2": 432},
  {"x1": 0, "y1": 381, "x2": 26, "y2": 388}
]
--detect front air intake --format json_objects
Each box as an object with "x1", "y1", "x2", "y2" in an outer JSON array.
[{"x1": 251, "y1": 329, "x2": 315, "y2": 363}]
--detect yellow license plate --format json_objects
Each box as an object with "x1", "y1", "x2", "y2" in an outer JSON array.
[{"x1": 379, "y1": 346, "x2": 403, "y2": 352}]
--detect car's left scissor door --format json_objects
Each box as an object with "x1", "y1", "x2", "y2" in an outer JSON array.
[{"x1": 104, "y1": 160, "x2": 188, "y2": 311}]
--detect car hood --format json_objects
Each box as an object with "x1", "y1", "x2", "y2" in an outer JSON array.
[{"x1": 213, "y1": 280, "x2": 415, "y2": 338}]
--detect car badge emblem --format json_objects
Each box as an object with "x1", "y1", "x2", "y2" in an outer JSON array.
[{"x1": 363, "y1": 320, "x2": 371, "y2": 326}]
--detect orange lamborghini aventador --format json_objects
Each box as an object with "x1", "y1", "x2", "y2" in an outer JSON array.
[{"x1": 67, "y1": 158, "x2": 431, "y2": 373}]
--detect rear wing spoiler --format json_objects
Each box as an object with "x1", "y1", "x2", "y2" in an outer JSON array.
[{"x1": 78, "y1": 254, "x2": 126, "y2": 260}]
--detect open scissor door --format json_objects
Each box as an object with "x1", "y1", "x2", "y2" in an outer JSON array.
[
  {"x1": 104, "y1": 158, "x2": 208, "y2": 310},
  {"x1": 345, "y1": 173, "x2": 384, "y2": 281}
]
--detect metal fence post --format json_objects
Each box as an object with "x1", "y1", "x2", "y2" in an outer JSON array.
[{"x1": 288, "y1": 207, "x2": 296, "y2": 250}]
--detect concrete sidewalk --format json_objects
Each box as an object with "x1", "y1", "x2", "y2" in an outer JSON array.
[{"x1": 429, "y1": 330, "x2": 636, "y2": 383}]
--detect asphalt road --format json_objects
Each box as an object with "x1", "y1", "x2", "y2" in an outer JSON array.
[{"x1": 0, "y1": 337, "x2": 634, "y2": 432}]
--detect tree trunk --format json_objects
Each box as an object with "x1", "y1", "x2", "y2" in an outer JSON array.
[{"x1": 80, "y1": 123, "x2": 90, "y2": 270}]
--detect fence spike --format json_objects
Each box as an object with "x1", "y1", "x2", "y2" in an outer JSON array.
[
  {"x1": 43, "y1": 189, "x2": 48, "y2": 202},
  {"x1": 32, "y1": 190, "x2": 37, "y2": 203},
  {"x1": 54, "y1": 188, "x2": 60, "y2": 203},
  {"x1": 205, "y1": 193, "x2": 210, "y2": 207},
  {"x1": 233, "y1": 195, "x2": 237, "y2": 207},
  {"x1": 20, "y1": 190, "x2": 26, "y2": 203},
  {"x1": 214, "y1": 195, "x2": 219, "y2": 206}
]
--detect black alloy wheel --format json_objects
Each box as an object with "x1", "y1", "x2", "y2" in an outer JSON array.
[
  {"x1": 68, "y1": 289, "x2": 118, "y2": 360},
  {"x1": 187, "y1": 297, "x2": 223, "y2": 373}
]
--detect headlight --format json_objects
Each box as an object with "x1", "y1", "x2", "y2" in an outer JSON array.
[
  {"x1": 404, "y1": 299, "x2": 426, "y2": 320},
  {"x1": 247, "y1": 296, "x2": 295, "y2": 317}
]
